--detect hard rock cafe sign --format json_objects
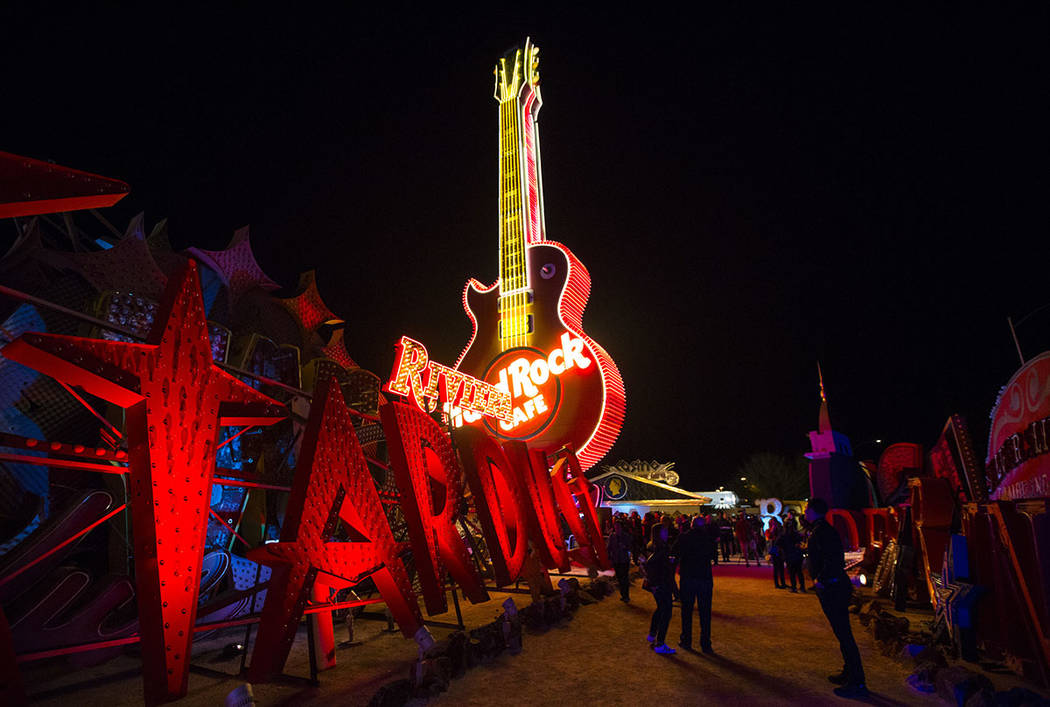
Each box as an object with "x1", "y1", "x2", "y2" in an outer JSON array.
[{"x1": 452, "y1": 38, "x2": 626, "y2": 470}]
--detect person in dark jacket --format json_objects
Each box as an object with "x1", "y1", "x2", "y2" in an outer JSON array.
[
  {"x1": 717, "y1": 512, "x2": 733, "y2": 562},
  {"x1": 606, "y1": 520, "x2": 633, "y2": 602},
  {"x1": 768, "y1": 520, "x2": 786, "y2": 589},
  {"x1": 706, "y1": 513, "x2": 720, "y2": 566},
  {"x1": 805, "y1": 498, "x2": 867, "y2": 699},
  {"x1": 734, "y1": 513, "x2": 756, "y2": 566},
  {"x1": 780, "y1": 519, "x2": 806, "y2": 592},
  {"x1": 644, "y1": 523, "x2": 676, "y2": 655},
  {"x1": 672, "y1": 516, "x2": 716, "y2": 653},
  {"x1": 628, "y1": 511, "x2": 644, "y2": 562}
]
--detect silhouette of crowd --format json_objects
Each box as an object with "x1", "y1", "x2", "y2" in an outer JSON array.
[{"x1": 603, "y1": 499, "x2": 867, "y2": 698}]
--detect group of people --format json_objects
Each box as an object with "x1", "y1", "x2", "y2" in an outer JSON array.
[
  {"x1": 606, "y1": 512, "x2": 717, "y2": 655},
  {"x1": 764, "y1": 512, "x2": 808, "y2": 592},
  {"x1": 604, "y1": 499, "x2": 868, "y2": 699}
]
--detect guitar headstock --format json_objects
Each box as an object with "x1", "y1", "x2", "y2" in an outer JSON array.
[{"x1": 493, "y1": 38, "x2": 540, "y2": 103}]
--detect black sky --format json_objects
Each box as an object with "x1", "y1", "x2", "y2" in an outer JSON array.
[{"x1": 2, "y1": 6, "x2": 1048, "y2": 491}]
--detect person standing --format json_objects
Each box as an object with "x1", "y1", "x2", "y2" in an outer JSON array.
[
  {"x1": 734, "y1": 513, "x2": 753, "y2": 567},
  {"x1": 768, "y1": 520, "x2": 786, "y2": 589},
  {"x1": 717, "y1": 512, "x2": 733, "y2": 562},
  {"x1": 629, "y1": 511, "x2": 644, "y2": 563},
  {"x1": 642, "y1": 512, "x2": 656, "y2": 552},
  {"x1": 606, "y1": 520, "x2": 633, "y2": 602},
  {"x1": 806, "y1": 498, "x2": 868, "y2": 698},
  {"x1": 644, "y1": 524, "x2": 676, "y2": 655},
  {"x1": 673, "y1": 516, "x2": 716, "y2": 653},
  {"x1": 780, "y1": 519, "x2": 806, "y2": 592},
  {"x1": 706, "y1": 514, "x2": 721, "y2": 566}
]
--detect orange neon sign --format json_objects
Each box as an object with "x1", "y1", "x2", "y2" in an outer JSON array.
[{"x1": 384, "y1": 336, "x2": 513, "y2": 423}]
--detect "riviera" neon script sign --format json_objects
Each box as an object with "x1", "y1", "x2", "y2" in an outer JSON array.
[{"x1": 384, "y1": 336, "x2": 513, "y2": 422}]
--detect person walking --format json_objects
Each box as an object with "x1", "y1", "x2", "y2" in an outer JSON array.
[
  {"x1": 673, "y1": 516, "x2": 716, "y2": 653},
  {"x1": 606, "y1": 520, "x2": 633, "y2": 602},
  {"x1": 806, "y1": 498, "x2": 868, "y2": 698},
  {"x1": 644, "y1": 523, "x2": 676, "y2": 655}
]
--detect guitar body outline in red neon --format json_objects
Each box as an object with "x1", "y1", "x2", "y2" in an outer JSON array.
[{"x1": 456, "y1": 241, "x2": 625, "y2": 470}]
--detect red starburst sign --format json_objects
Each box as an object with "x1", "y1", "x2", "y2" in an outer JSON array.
[{"x1": 2, "y1": 261, "x2": 286, "y2": 703}]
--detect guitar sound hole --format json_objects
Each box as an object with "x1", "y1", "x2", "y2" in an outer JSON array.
[{"x1": 540, "y1": 263, "x2": 556, "y2": 280}]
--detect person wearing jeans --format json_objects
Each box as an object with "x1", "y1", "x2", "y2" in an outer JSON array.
[
  {"x1": 673, "y1": 516, "x2": 716, "y2": 653},
  {"x1": 781, "y1": 520, "x2": 806, "y2": 592},
  {"x1": 806, "y1": 498, "x2": 867, "y2": 699},
  {"x1": 644, "y1": 524, "x2": 676, "y2": 655}
]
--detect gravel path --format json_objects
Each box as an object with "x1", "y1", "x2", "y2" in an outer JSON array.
[{"x1": 24, "y1": 562, "x2": 1021, "y2": 705}]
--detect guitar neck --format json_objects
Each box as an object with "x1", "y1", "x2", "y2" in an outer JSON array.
[{"x1": 495, "y1": 41, "x2": 545, "y2": 297}]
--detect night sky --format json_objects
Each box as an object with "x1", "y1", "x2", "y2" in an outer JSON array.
[{"x1": 2, "y1": 7, "x2": 1047, "y2": 491}]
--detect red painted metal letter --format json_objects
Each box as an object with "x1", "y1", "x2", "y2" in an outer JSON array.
[
  {"x1": 454, "y1": 426, "x2": 529, "y2": 586},
  {"x1": 380, "y1": 401, "x2": 489, "y2": 614},
  {"x1": 248, "y1": 378, "x2": 424, "y2": 682}
]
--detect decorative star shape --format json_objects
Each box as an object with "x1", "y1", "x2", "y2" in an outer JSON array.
[
  {"x1": 64, "y1": 220, "x2": 168, "y2": 299},
  {"x1": 1, "y1": 260, "x2": 285, "y2": 703},
  {"x1": 187, "y1": 226, "x2": 279, "y2": 307},
  {"x1": 277, "y1": 270, "x2": 341, "y2": 344}
]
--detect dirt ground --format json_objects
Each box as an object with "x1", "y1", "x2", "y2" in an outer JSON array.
[{"x1": 21, "y1": 561, "x2": 1046, "y2": 705}]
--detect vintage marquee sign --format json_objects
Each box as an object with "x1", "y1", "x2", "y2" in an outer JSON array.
[
  {"x1": 987, "y1": 351, "x2": 1050, "y2": 500},
  {"x1": 384, "y1": 336, "x2": 512, "y2": 423}
]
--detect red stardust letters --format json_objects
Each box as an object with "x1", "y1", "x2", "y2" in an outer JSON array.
[
  {"x1": 380, "y1": 401, "x2": 489, "y2": 614},
  {"x1": 502, "y1": 441, "x2": 571, "y2": 572},
  {"x1": 550, "y1": 447, "x2": 610, "y2": 570},
  {"x1": 0, "y1": 261, "x2": 285, "y2": 704},
  {"x1": 453, "y1": 426, "x2": 529, "y2": 586},
  {"x1": 248, "y1": 377, "x2": 424, "y2": 682}
]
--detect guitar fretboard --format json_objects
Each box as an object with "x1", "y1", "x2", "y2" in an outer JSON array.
[{"x1": 495, "y1": 42, "x2": 543, "y2": 351}]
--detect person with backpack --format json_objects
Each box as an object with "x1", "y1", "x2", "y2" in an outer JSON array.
[{"x1": 644, "y1": 523, "x2": 677, "y2": 655}]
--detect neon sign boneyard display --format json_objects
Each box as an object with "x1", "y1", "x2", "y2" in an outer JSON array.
[
  {"x1": 1, "y1": 262, "x2": 610, "y2": 702},
  {"x1": 0, "y1": 39, "x2": 624, "y2": 704}
]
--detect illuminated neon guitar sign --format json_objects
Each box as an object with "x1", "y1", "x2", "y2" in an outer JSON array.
[{"x1": 454, "y1": 38, "x2": 626, "y2": 470}]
